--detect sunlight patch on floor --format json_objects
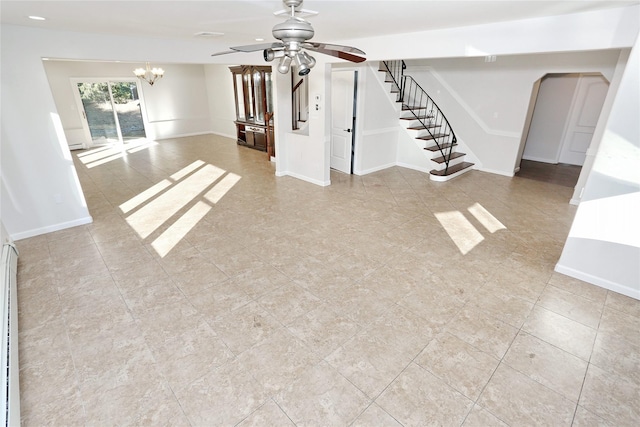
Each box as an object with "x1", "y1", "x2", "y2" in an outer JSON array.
[
  {"x1": 435, "y1": 211, "x2": 485, "y2": 255},
  {"x1": 151, "y1": 201, "x2": 212, "y2": 257},
  {"x1": 468, "y1": 202, "x2": 506, "y2": 233},
  {"x1": 119, "y1": 159, "x2": 241, "y2": 257},
  {"x1": 77, "y1": 139, "x2": 158, "y2": 168},
  {"x1": 119, "y1": 180, "x2": 172, "y2": 214},
  {"x1": 125, "y1": 163, "x2": 225, "y2": 238},
  {"x1": 205, "y1": 173, "x2": 241, "y2": 204},
  {"x1": 435, "y1": 203, "x2": 506, "y2": 255}
]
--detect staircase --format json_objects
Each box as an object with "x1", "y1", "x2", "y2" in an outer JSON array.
[
  {"x1": 379, "y1": 60, "x2": 474, "y2": 181},
  {"x1": 292, "y1": 75, "x2": 309, "y2": 131}
]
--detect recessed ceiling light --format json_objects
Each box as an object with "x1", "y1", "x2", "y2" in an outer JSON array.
[
  {"x1": 28, "y1": 15, "x2": 46, "y2": 21},
  {"x1": 194, "y1": 31, "x2": 224, "y2": 37},
  {"x1": 255, "y1": 38, "x2": 265, "y2": 42}
]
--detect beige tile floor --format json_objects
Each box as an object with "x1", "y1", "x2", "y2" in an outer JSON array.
[{"x1": 17, "y1": 134, "x2": 640, "y2": 426}]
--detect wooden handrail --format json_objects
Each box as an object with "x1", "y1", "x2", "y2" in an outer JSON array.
[{"x1": 265, "y1": 112, "x2": 274, "y2": 158}]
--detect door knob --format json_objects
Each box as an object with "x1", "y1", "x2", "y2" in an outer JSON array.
[{"x1": 344, "y1": 129, "x2": 351, "y2": 133}]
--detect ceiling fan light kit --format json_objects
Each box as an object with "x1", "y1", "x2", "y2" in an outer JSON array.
[{"x1": 211, "y1": 0, "x2": 365, "y2": 75}]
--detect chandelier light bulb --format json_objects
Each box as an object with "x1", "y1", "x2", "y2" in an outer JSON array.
[{"x1": 134, "y1": 62, "x2": 164, "y2": 86}]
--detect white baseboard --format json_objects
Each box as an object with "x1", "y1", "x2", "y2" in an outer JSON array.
[
  {"x1": 11, "y1": 216, "x2": 93, "y2": 241},
  {"x1": 555, "y1": 263, "x2": 640, "y2": 300},
  {"x1": 275, "y1": 171, "x2": 330, "y2": 187},
  {"x1": 210, "y1": 131, "x2": 238, "y2": 140},
  {"x1": 522, "y1": 155, "x2": 557, "y2": 164},
  {"x1": 154, "y1": 131, "x2": 216, "y2": 141},
  {"x1": 477, "y1": 167, "x2": 515, "y2": 177},
  {"x1": 395, "y1": 162, "x2": 430, "y2": 174},
  {"x1": 354, "y1": 162, "x2": 397, "y2": 176}
]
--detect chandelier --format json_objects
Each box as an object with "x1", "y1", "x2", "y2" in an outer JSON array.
[{"x1": 133, "y1": 62, "x2": 164, "y2": 86}]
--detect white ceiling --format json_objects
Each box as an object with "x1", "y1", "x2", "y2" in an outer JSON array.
[
  {"x1": 2, "y1": 0, "x2": 638, "y2": 53},
  {"x1": 0, "y1": 0, "x2": 639, "y2": 45}
]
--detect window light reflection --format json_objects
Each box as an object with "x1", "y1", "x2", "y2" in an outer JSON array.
[
  {"x1": 435, "y1": 203, "x2": 506, "y2": 255},
  {"x1": 468, "y1": 202, "x2": 506, "y2": 233},
  {"x1": 151, "y1": 201, "x2": 212, "y2": 257},
  {"x1": 435, "y1": 210, "x2": 485, "y2": 255},
  {"x1": 118, "y1": 159, "x2": 242, "y2": 257},
  {"x1": 125, "y1": 164, "x2": 225, "y2": 238}
]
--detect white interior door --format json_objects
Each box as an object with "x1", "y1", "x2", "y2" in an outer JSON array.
[
  {"x1": 331, "y1": 70, "x2": 356, "y2": 174},
  {"x1": 559, "y1": 75, "x2": 609, "y2": 165}
]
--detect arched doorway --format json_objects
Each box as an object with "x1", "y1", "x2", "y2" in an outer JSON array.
[{"x1": 516, "y1": 73, "x2": 609, "y2": 189}]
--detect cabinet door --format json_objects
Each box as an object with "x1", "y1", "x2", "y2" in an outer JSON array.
[
  {"x1": 235, "y1": 74, "x2": 246, "y2": 121},
  {"x1": 253, "y1": 70, "x2": 265, "y2": 124},
  {"x1": 236, "y1": 123, "x2": 246, "y2": 143}
]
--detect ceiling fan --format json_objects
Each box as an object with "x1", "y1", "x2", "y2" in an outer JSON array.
[{"x1": 211, "y1": 0, "x2": 366, "y2": 76}]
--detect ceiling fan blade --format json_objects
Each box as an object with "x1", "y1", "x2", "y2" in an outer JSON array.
[
  {"x1": 303, "y1": 42, "x2": 365, "y2": 56},
  {"x1": 228, "y1": 42, "x2": 285, "y2": 53},
  {"x1": 211, "y1": 50, "x2": 238, "y2": 57},
  {"x1": 304, "y1": 44, "x2": 366, "y2": 63}
]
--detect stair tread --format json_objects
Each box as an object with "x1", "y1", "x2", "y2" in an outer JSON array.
[
  {"x1": 408, "y1": 125, "x2": 442, "y2": 130},
  {"x1": 430, "y1": 162, "x2": 474, "y2": 176},
  {"x1": 402, "y1": 105, "x2": 428, "y2": 110},
  {"x1": 417, "y1": 133, "x2": 450, "y2": 140},
  {"x1": 431, "y1": 152, "x2": 466, "y2": 164},
  {"x1": 424, "y1": 142, "x2": 457, "y2": 151},
  {"x1": 400, "y1": 117, "x2": 441, "y2": 126}
]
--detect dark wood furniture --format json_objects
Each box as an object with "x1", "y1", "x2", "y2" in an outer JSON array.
[{"x1": 230, "y1": 65, "x2": 274, "y2": 154}]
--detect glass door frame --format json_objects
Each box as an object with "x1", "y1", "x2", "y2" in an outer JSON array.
[{"x1": 71, "y1": 77, "x2": 149, "y2": 148}]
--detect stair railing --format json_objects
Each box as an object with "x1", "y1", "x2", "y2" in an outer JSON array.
[
  {"x1": 382, "y1": 60, "x2": 458, "y2": 174},
  {"x1": 292, "y1": 76, "x2": 305, "y2": 130},
  {"x1": 382, "y1": 60, "x2": 406, "y2": 101}
]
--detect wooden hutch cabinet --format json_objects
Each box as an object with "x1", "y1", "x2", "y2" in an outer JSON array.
[{"x1": 230, "y1": 65, "x2": 274, "y2": 156}]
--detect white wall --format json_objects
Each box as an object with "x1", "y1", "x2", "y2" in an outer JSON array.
[
  {"x1": 0, "y1": 221, "x2": 10, "y2": 245},
  {"x1": 0, "y1": 24, "x2": 225, "y2": 240},
  {"x1": 138, "y1": 63, "x2": 211, "y2": 139},
  {"x1": 348, "y1": 4, "x2": 640, "y2": 61},
  {"x1": 404, "y1": 50, "x2": 621, "y2": 176},
  {"x1": 43, "y1": 60, "x2": 212, "y2": 144},
  {"x1": 570, "y1": 49, "x2": 632, "y2": 204},
  {"x1": 341, "y1": 63, "x2": 399, "y2": 175},
  {"x1": 523, "y1": 74, "x2": 580, "y2": 163},
  {"x1": 275, "y1": 62, "x2": 331, "y2": 186},
  {"x1": 204, "y1": 64, "x2": 238, "y2": 139},
  {"x1": 1, "y1": 27, "x2": 92, "y2": 240},
  {"x1": 556, "y1": 33, "x2": 640, "y2": 300}
]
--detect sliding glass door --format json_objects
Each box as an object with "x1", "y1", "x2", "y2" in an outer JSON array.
[{"x1": 75, "y1": 79, "x2": 146, "y2": 146}]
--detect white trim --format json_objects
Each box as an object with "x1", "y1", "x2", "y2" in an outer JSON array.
[
  {"x1": 521, "y1": 155, "x2": 557, "y2": 164},
  {"x1": 555, "y1": 263, "x2": 640, "y2": 300},
  {"x1": 395, "y1": 162, "x2": 430, "y2": 174},
  {"x1": 275, "y1": 171, "x2": 330, "y2": 187},
  {"x1": 354, "y1": 162, "x2": 397, "y2": 176},
  {"x1": 477, "y1": 167, "x2": 515, "y2": 177},
  {"x1": 210, "y1": 131, "x2": 237, "y2": 140},
  {"x1": 11, "y1": 216, "x2": 93, "y2": 241},
  {"x1": 155, "y1": 131, "x2": 216, "y2": 141}
]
